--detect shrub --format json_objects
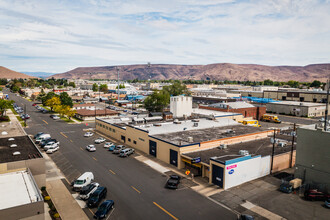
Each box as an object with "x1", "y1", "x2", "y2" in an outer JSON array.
[{"x1": 0, "y1": 116, "x2": 10, "y2": 121}]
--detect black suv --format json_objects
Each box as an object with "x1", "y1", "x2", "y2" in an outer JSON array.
[{"x1": 87, "y1": 187, "x2": 107, "y2": 208}]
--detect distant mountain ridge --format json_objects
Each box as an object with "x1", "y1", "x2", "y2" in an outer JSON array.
[
  {"x1": 0, "y1": 66, "x2": 36, "y2": 79},
  {"x1": 50, "y1": 63, "x2": 330, "y2": 82}
]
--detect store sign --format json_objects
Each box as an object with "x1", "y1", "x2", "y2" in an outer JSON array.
[
  {"x1": 228, "y1": 169, "x2": 235, "y2": 175},
  {"x1": 226, "y1": 164, "x2": 237, "y2": 170},
  {"x1": 191, "y1": 157, "x2": 201, "y2": 163}
]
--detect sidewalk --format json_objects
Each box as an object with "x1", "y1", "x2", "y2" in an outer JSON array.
[{"x1": 47, "y1": 179, "x2": 88, "y2": 220}]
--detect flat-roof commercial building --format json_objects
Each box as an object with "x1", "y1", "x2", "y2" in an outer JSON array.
[
  {"x1": 75, "y1": 109, "x2": 119, "y2": 121},
  {"x1": 263, "y1": 90, "x2": 330, "y2": 104},
  {"x1": 266, "y1": 101, "x2": 327, "y2": 117},
  {"x1": 96, "y1": 117, "x2": 275, "y2": 188},
  {"x1": 0, "y1": 169, "x2": 44, "y2": 220},
  {"x1": 294, "y1": 125, "x2": 330, "y2": 191},
  {"x1": 0, "y1": 135, "x2": 45, "y2": 188}
]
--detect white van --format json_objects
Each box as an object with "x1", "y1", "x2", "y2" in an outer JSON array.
[
  {"x1": 73, "y1": 172, "x2": 94, "y2": 191},
  {"x1": 35, "y1": 134, "x2": 51, "y2": 144}
]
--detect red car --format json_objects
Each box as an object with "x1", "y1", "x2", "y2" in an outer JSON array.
[
  {"x1": 304, "y1": 189, "x2": 330, "y2": 201},
  {"x1": 32, "y1": 103, "x2": 37, "y2": 106}
]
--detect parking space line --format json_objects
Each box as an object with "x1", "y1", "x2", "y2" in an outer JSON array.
[
  {"x1": 88, "y1": 208, "x2": 94, "y2": 215},
  {"x1": 60, "y1": 132, "x2": 68, "y2": 138},
  {"x1": 92, "y1": 157, "x2": 97, "y2": 161},
  {"x1": 80, "y1": 147, "x2": 83, "y2": 151},
  {"x1": 109, "y1": 169, "x2": 116, "y2": 175},
  {"x1": 131, "y1": 186, "x2": 141, "y2": 194},
  {"x1": 153, "y1": 202, "x2": 178, "y2": 220},
  {"x1": 106, "y1": 208, "x2": 115, "y2": 220},
  {"x1": 42, "y1": 120, "x2": 48, "y2": 125}
]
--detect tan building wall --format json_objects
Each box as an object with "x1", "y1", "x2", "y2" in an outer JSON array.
[
  {"x1": 0, "y1": 201, "x2": 44, "y2": 220},
  {"x1": 272, "y1": 151, "x2": 296, "y2": 172},
  {"x1": 0, "y1": 158, "x2": 45, "y2": 188}
]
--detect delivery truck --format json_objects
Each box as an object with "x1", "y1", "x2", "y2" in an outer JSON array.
[{"x1": 262, "y1": 114, "x2": 281, "y2": 123}]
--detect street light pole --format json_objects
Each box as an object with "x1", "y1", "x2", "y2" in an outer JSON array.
[{"x1": 270, "y1": 129, "x2": 276, "y2": 174}]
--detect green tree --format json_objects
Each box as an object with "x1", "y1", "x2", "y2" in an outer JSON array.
[
  {"x1": 99, "y1": 84, "x2": 108, "y2": 93},
  {"x1": 163, "y1": 81, "x2": 190, "y2": 96},
  {"x1": 144, "y1": 90, "x2": 170, "y2": 112},
  {"x1": 0, "y1": 99, "x2": 14, "y2": 116},
  {"x1": 92, "y1": 83, "x2": 98, "y2": 92},
  {"x1": 45, "y1": 96, "x2": 61, "y2": 111},
  {"x1": 287, "y1": 80, "x2": 300, "y2": 88},
  {"x1": 263, "y1": 79, "x2": 274, "y2": 86},
  {"x1": 42, "y1": 92, "x2": 57, "y2": 105},
  {"x1": 310, "y1": 80, "x2": 321, "y2": 88},
  {"x1": 68, "y1": 82, "x2": 76, "y2": 88},
  {"x1": 59, "y1": 92, "x2": 73, "y2": 107},
  {"x1": 115, "y1": 84, "x2": 126, "y2": 89}
]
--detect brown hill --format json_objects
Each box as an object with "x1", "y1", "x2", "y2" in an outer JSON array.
[
  {"x1": 0, "y1": 66, "x2": 36, "y2": 79},
  {"x1": 50, "y1": 63, "x2": 330, "y2": 82}
]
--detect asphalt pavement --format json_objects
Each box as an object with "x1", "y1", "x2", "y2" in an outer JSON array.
[{"x1": 6, "y1": 89, "x2": 237, "y2": 220}]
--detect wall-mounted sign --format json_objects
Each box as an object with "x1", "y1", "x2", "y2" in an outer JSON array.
[
  {"x1": 228, "y1": 169, "x2": 235, "y2": 175},
  {"x1": 226, "y1": 164, "x2": 237, "y2": 170},
  {"x1": 185, "y1": 170, "x2": 190, "y2": 175},
  {"x1": 191, "y1": 157, "x2": 201, "y2": 163}
]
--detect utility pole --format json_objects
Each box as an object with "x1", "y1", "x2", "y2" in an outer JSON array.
[
  {"x1": 290, "y1": 123, "x2": 296, "y2": 168},
  {"x1": 324, "y1": 79, "x2": 329, "y2": 131},
  {"x1": 117, "y1": 67, "x2": 120, "y2": 101},
  {"x1": 270, "y1": 129, "x2": 276, "y2": 174}
]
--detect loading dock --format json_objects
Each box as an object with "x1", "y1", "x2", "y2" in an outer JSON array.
[
  {"x1": 169, "y1": 149, "x2": 178, "y2": 167},
  {"x1": 149, "y1": 140, "x2": 157, "y2": 157}
]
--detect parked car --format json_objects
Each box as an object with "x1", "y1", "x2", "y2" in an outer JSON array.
[
  {"x1": 86, "y1": 145, "x2": 96, "y2": 152},
  {"x1": 40, "y1": 139, "x2": 57, "y2": 148},
  {"x1": 32, "y1": 103, "x2": 37, "y2": 106},
  {"x1": 24, "y1": 114, "x2": 30, "y2": 119},
  {"x1": 165, "y1": 175, "x2": 181, "y2": 189},
  {"x1": 84, "y1": 132, "x2": 94, "y2": 137},
  {"x1": 46, "y1": 145, "x2": 59, "y2": 154},
  {"x1": 50, "y1": 115, "x2": 60, "y2": 120},
  {"x1": 35, "y1": 134, "x2": 51, "y2": 144},
  {"x1": 238, "y1": 214, "x2": 255, "y2": 220},
  {"x1": 108, "y1": 144, "x2": 116, "y2": 151},
  {"x1": 34, "y1": 132, "x2": 44, "y2": 139},
  {"x1": 325, "y1": 198, "x2": 330, "y2": 208},
  {"x1": 119, "y1": 148, "x2": 135, "y2": 157},
  {"x1": 80, "y1": 182, "x2": 99, "y2": 200},
  {"x1": 113, "y1": 145, "x2": 125, "y2": 154},
  {"x1": 279, "y1": 183, "x2": 293, "y2": 193},
  {"x1": 94, "y1": 200, "x2": 114, "y2": 219},
  {"x1": 304, "y1": 189, "x2": 330, "y2": 201},
  {"x1": 20, "y1": 114, "x2": 25, "y2": 120},
  {"x1": 73, "y1": 172, "x2": 94, "y2": 192},
  {"x1": 87, "y1": 186, "x2": 107, "y2": 208},
  {"x1": 104, "y1": 142, "x2": 114, "y2": 148},
  {"x1": 95, "y1": 137, "x2": 106, "y2": 144},
  {"x1": 44, "y1": 141, "x2": 60, "y2": 150}
]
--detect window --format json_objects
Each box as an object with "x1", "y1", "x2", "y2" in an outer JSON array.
[
  {"x1": 113, "y1": 129, "x2": 116, "y2": 133},
  {"x1": 128, "y1": 138, "x2": 131, "y2": 142},
  {"x1": 133, "y1": 141, "x2": 137, "y2": 144}
]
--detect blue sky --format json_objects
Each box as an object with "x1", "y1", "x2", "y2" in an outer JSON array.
[{"x1": 0, "y1": 0, "x2": 329, "y2": 73}]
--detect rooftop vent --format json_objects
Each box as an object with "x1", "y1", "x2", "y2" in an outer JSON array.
[
  {"x1": 174, "y1": 119, "x2": 182, "y2": 124},
  {"x1": 8, "y1": 138, "x2": 15, "y2": 141},
  {"x1": 187, "y1": 137, "x2": 193, "y2": 142},
  {"x1": 10, "y1": 144, "x2": 17, "y2": 148},
  {"x1": 154, "y1": 123, "x2": 162, "y2": 127},
  {"x1": 2, "y1": 131, "x2": 8, "y2": 135},
  {"x1": 193, "y1": 122, "x2": 199, "y2": 127},
  {"x1": 192, "y1": 119, "x2": 200, "y2": 122},
  {"x1": 13, "y1": 151, "x2": 21, "y2": 156},
  {"x1": 239, "y1": 150, "x2": 249, "y2": 156},
  {"x1": 218, "y1": 144, "x2": 227, "y2": 149}
]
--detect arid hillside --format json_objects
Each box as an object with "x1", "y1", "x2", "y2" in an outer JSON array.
[{"x1": 0, "y1": 66, "x2": 36, "y2": 79}]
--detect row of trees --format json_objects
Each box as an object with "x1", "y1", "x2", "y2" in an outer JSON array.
[
  {"x1": 4, "y1": 78, "x2": 75, "y2": 92},
  {"x1": 37, "y1": 91, "x2": 76, "y2": 119},
  {"x1": 144, "y1": 81, "x2": 190, "y2": 112}
]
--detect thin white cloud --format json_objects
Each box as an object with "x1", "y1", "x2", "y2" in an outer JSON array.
[{"x1": 0, "y1": 0, "x2": 329, "y2": 73}]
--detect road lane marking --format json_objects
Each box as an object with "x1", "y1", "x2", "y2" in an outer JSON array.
[
  {"x1": 92, "y1": 157, "x2": 97, "y2": 161},
  {"x1": 131, "y1": 186, "x2": 141, "y2": 194},
  {"x1": 153, "y1": 202, "x2": 178, "y2": 220},
  {"x1": 109, "y1": 169, "x2": 116, "y2": 175},
  {"x1": 42, "y1": 120, "x2": 48, "y2": 125},
  {"x1": 60, "y1": 132, "x2": 68, "y2": 138},
  {"x1": 70, "y1": 139, "x2": 73, "y2": 142},
  {"x1": 80, "y1": 147, "x2": 83, "y2": 151},
  {"x1": 88, "y1": 208, "x2": 94, "y2": 215}
]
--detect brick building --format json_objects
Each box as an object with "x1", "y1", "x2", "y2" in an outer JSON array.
[{"x1": 199, "y1": 102, "x2": 266, "y2": 120}]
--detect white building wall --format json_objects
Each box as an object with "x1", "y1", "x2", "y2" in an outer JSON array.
[
  {"x1": 170, "y1": 96, "x2": 192, "y2": 118},
  {"x1": 224, "y1": 156, "x2": 270, "y2": 190}
]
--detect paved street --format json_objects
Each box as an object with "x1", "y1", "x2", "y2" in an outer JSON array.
[{"x1": 6, "y1": 89, "x2": 237, "y2": 220}]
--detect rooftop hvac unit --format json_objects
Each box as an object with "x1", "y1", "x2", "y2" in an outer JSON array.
[
  {"x1": 187, "y1": 137, "x2": 193, "y2": 142},
  {"x1": 192, "y1": 119, "x2": 200, "y2": 122},
  {"x1": 154, "y1": 123, "x2": 162, "y2": 127},
  {"x1": 8, "y1": 138, "x2": 15, "y2": 141},
  {"x1": 10, "y1": 144, "x2": 17, "y2": 148},
  {"x1": 193, "y1": 122, "x2": 199, "y2": 127},
  {"x1": 174, "y1": 119, "x2": 182, "y2": 124},
  {"x1": 277, "y1": 142, "x2": 287, "y2": 147},
  {"x1": 239, "y1": 150, "x2": 249, "y2": 156},
  {"x1": 13, "y1": 151, "x2": 21, "y2": 156}
]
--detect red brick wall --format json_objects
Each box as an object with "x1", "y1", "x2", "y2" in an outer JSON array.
[{"x1": 199, "y1": 105, "x2": 266, "y2": 120}]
